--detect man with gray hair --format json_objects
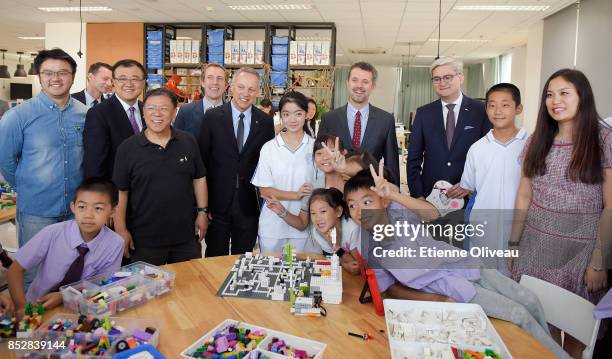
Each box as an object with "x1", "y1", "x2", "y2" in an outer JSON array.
[
  {"x1": 198, "y1": 67, "x2": 274, "y2": 256},
  {"x1": 407, "y1": 57, "x2": 490, "y2": 200}
]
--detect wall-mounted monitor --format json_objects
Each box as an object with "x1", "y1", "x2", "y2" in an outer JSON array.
[{"x1": 10, "y1": 83, "x2": 32, "y2": 100}]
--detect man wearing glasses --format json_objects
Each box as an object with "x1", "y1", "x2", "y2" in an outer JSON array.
[
  {"x1": 83, "y1": 59, "x2": 146, "y2": 180},
  {"x1": 0, "y1": 48, "x2": 87, "y2": 287},
  {"x1": 407, "y1": 57, "x2": 490, "y2": 202}
]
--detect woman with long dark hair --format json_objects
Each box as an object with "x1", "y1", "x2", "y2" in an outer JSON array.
[{"x1": 510, "y1": 69, "x2": 611, "y2": 357}]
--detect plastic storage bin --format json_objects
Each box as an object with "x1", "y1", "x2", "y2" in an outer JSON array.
[
  {"x1": 207, "y1": 44, "x2": 224, "y2": 55},
  {"x1": 207, "y1": 29, "x2": 225, "y2": 45},
  {"x1": 270, "y1": 71, "x2": 287, "y2": 88},
  {"x1": 180, "y1": 319, "x2": 326, "y2": 359},
  {"x1": 60, "y1": 262, "x2": 175, "y2": 316},
  {"x1": 208, "y1": 53, "x2": 224, "y2": 64},
  {"x1": 271, "y1": 44, "x2": 288, "y2": 55},
  {"x1": 25, "y1": 313, "x2": 161, "y2": 358},
  {"x1": 271, "y1": 55, "x2": 288, "y2": 71},
  {"x1": 272, "y1": 36, "x2": 289, "y2": 45}
]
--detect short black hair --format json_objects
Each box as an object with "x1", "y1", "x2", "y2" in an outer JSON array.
[
  {"x1": 260, "y1": 98, "x2": 272, "y2": 108},
  {"x1": 74, "y1": 177, "x2": 119, "y2": 207},
  {"x1": 112, "y1": 59, "x2": 146, "y2": 78},
  {"x1": 309, "y1": 188, "x2": 348, "y2": 220},
  {"x1": 144, "y1": 87, "x2": 178, "y2": 108},
  {"x1": 278, "y1": 91, "x2": 308, "y2": 112},
  {"x1": 88, "y1": 62, "x2": 112, "y2": 75},
  {"x1": 34, "y1": 48, "x2": 77, "y2": 74},
  {"x1": 486, "y1": 83, "x2": 521, "y2": 106},
  {"x1": 314, "y1": 134, "x2": 345, "y2": 156},
  {"x1": 344, "y1": 169, "x2": 376, "y2": 198}
]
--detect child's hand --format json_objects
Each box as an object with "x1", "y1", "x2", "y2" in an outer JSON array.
[
  {"x1": 0, "y1": 295, "x2": 15, "y2": 315},
  {"x1": 37, "y1": 292, "x2": 63, "y2": 310},
  {"x1": 297, "y1": 182, "x2": 313, "y2": 199},
  {"x1": 116, "y1": 228, "x2": 134, "y2": 258},
  {"x1": 585, "y1": 267, "x2": 607, "y2": 292},
  {"x1": 445, "y1": 183, "x2": 469, "y2": 199},
  {"x1": 262, "y1": 195, "x2": 285, "y2": 215},
  {"x1": 369, "y1": 159, "x2": 392, "y2": 199},
  {"x1": 321, "y1": 137, "x2": 347, "y2": 173}
]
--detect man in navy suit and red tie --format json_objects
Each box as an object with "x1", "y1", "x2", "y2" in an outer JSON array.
[{"x1": 407, "y1": 57, "x2": 491, "y2": 201}]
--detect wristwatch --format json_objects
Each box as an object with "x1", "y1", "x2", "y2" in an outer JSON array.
[{"x1": 197, "y1": 207, "x2": 209, "y2": 214}]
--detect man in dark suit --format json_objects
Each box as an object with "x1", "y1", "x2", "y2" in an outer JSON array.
[
  {"x1": 174, "y1": 63, "x2": 228, "y2": 139},
  {"x1": 71, "y1": 62, "x2": 112, "y2": 108},
  {"x1": 317, "y1": 62, "x2": 400, "y2": 185},
  {"x1": 407, "y1": 57, "x2": 491, "y2": 200},
  {"x1": 83, "y1": 59, "x2": 146, "y2": 180},
  {"x1": 198, "y1": 67, "x2": 274, "y2": 257}
]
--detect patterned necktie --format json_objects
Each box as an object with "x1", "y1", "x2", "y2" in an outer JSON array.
[
  {"x1": 446, "y1": 104, "x2": 456, "y2": 149},
  {"x1": 128, "y1": 107, "x2": 140, "y2": 134},
  {"x1": 50, "y1": 245, "x2": 89, "y2": 292},
  {"x1": 237, "y1": 113, "x2": 245, "y2": 152},
  {"x1": 352, "y1": 110, "x2": 362, "y2": 150}
]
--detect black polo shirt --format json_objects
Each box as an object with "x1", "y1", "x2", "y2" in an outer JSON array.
[{"x1": 113, "y1": 128, "x2": 206, "y2": 247}]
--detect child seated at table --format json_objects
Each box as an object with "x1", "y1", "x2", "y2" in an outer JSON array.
[
  {"x1": 344, "y1": 169, "x2": 570, "y2": 359},
  {"x1": 8, "y1": 178, "x2": 124, "y2": 314},
  {"x1": 307, "y1": 188, "x2": 361, "y2": 274}
]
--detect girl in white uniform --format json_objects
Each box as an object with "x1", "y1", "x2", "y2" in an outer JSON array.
[{"x1": 251, "y1": 91, "x2": 314, "y2": 253}]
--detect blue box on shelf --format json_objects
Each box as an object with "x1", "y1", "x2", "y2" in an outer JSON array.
[
  {"x1": 270, "y1": 71, "x2": 288, "y2": 88},
  {"x1": 271, "y1": 55, "x2": 288, "y2": 71},
  {"x1": 208, "y1": 53, "x2": 224, "y2": 65},
  {"x1": 271, "y1": 44, "x2": 288, "y2": 55},
  {"x1": 207, "y1": 29, "x2": 225, "y2": 45},
  {"x1": 272, "y1": 35, "x2": 289, "y2": 45},
  {"x1": 208, "y1": 44, "x2": 224, "y2": 55}
]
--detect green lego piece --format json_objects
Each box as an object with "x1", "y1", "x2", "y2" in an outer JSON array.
[{"x1": 36, "y1": 303, "x2": 44, "y2": 315}]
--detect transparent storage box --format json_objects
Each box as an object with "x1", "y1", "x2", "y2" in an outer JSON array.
[
  {"x1": 181, "y1": 319, "x2": 326, "y2": 359},
  {"x1": 21, "y1": 313, "x2": 161, "y2": 358},
  {"x1": 60, "y1": 262, "x2": 175, "y2": 316}
]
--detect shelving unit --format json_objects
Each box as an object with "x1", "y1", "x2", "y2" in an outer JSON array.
[{"x1": 144, "y1": 22, "x2": 336, "y2": 107}]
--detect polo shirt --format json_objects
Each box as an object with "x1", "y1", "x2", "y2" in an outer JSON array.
[
  {"x1": 251, "y1": 133, "x2": 314, "y2": 239},
  {"x1": 460, "y1": 128, "x2": 527, "y2": 210},
  {"x1": 113, "y1": 128, "x2": 206, "y2": 247}
]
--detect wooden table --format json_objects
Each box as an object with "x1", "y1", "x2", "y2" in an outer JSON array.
[
  {"x1": 31, "y1": 255, "x2": 555, "y2": 358},
  {"x1": 0, "y1": 207, "x2": 16, "y2": 224}
]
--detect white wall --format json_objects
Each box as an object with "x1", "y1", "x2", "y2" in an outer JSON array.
[
  {"x1": 523, "y1": 20, "x2": 544, "y2": 133},
  {"x1": 45, "y1": 23, "x2": 87, "y2": 92},
  {"x1": 369, "y1": 65, "x2": 401, "y2": 117},
  {"x1": 510, "y1": 45, "x2": 527, "y2": 125},
  {"x1": 0, "y1": 53, "x2": 40, "y2": 101}
]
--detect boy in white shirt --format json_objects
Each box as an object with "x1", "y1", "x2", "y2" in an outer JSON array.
[{"x1": 459, "y1": 83, "x2": 527, "y2": 274}]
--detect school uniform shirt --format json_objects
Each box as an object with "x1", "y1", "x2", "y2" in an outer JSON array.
[
  {"x1": 309, "y1": 217, "x2": 360, "y2": 254},
  {"x1": 251, "y1": 133, "x2": 315, "y2": 239},
  {"x1": 112, "y1": 128, "x2": 206, "y2": 248},
  {"x1": 14, "y1": 220, "x2": 123, "y2": 302},
  {"x1": 460, "y1": 128, "x2": 527, "y2": 210}
]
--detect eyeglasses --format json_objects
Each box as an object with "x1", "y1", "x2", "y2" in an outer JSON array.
[
  {"x1": 114, "y1": 77, "x2": 145, "y2": 84},
  {"x1": 144, "y1": 105, "x2": 173, "y2": 114},
  {"x1": 39, "y1": 70, "x2": 72, "y2": 79},
  {"x1": 432, "y1": 74, "x2": 459, "y2": 84}
]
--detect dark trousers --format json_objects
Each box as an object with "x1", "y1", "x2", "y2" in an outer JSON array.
[
  {"x1": 205, "y1": 189, "x2": 259, "y2": 257},
  {"x1": 131, "y1": 239, "x2": 201, "y2": 266}
]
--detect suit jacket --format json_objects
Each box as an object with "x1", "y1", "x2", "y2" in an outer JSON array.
[
  {"x1": 198, "y1": 102, "x2": 274, "y2": 216},
  {"x1": 173, "y1": 99, "x2": 206, "y2": 140},
  {"x1": 83, "y1": 95, "x2": 144, "y2": 180},
  {"x1": 318, "y1": 104, "x2": 400, "y2": 185},
  {"x1": 407, "y1": 95, "x2": 491, "y2": 198},
  {"x1": 71, "y1": 90, "x2": 105, "y2": 106}
]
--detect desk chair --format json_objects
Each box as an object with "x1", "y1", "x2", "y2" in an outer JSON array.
[{"x1": 520, "y1": 275, "x2": 600, "y2": 359}]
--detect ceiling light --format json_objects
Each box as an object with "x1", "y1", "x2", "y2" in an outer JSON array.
[
  {"x1": 14, "y1": 52, "x2": 27, "y2": 77},
  {"x1": 18, "y1": 36, "x2": 45, "y2": 40},
  {"x1": 229, "y1": 4, "x2": 312, "y2": 11},
  {"x1": 0, "y1": 50, "x2": 10, "y2": 79},
  {"x1": 428, "y1": 38, "x2": 490, "y2": 43},
  {"x1": 38, "y1": 6, "x2": 113, "y2": 12},
  {"x1": 454, "y1": 5, "x2": 550, "y2": 12},
  {"x1": 28, "y1": 53, "x2": 37, "y2": 75}
]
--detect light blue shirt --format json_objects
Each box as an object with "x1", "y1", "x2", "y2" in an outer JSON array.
[
  {"x1": 83, "y1": 90, "x2": 101, "y2": 108},
  {"x1": 346, "y1": 102, "x2": 370, "y2": 145},
  {"x1": 202, "y1": 96, "x2": 222, "y2": 114},
  {"x1": 230, "y1": 100, "x2": 252, "y2": 146},
  {"x1": 0, "y1": 91, "x2": 87, "y2": 217}
]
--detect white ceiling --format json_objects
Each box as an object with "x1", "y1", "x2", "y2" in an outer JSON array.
[{"x1": 0, "y1": 0, "x2": 576, "y2": 66}]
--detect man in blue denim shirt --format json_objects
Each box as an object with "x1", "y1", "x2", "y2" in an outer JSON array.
[{"x1": 0, "y1": 48, "x2": 87, "y2": 288}]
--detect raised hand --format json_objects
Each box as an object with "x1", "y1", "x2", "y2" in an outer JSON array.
[
  {"x1": 369, "y1": 159, "x2": 392, "y2": 199},
  {"x1": 297, "y1": 182, "x2": 314, "y2": 199},
  {"x1": 263, "y1": 195, "x2": 286, "y2": 215},
  {"x1": 321, "y1": 136, "x2": 347, "y2": 173}
]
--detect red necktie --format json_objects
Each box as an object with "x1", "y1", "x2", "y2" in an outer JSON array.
[{"x1": 352, "y1": 110, "x2": 362, "y2": 150}]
